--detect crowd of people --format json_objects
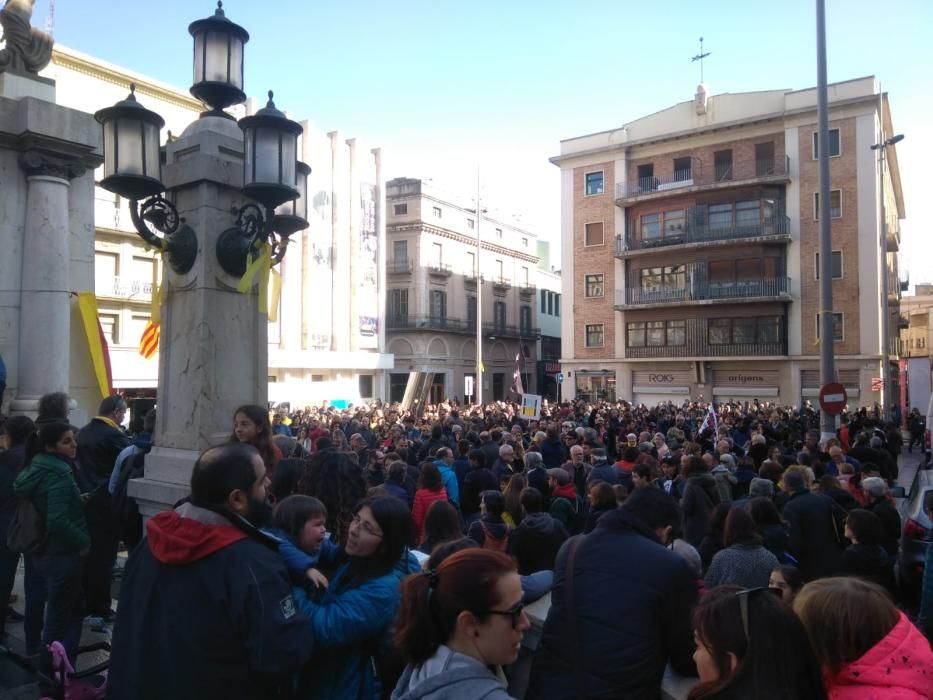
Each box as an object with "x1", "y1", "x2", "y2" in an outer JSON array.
[{"x1": 1, "y1": 392, "x2": 932, "y2": 699}]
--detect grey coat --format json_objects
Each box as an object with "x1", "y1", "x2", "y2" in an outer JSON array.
[
  {"x1": 391, "y1": 646, "x2": 514, "y2": 700},
  {"x1": 704, "y1": 543, "x2": 780, "y2": 589}
]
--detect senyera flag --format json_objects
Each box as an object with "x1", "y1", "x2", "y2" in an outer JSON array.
[{"x1": 138, "y1": 320, "x2": 160, "y2": 360}]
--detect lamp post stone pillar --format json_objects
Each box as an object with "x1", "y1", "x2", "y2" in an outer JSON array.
[{"x1": 129, "y1": 114, "x2": 269, "y2": 517}]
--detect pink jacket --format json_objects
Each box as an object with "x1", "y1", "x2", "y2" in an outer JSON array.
[{"x1": 825, "y1": 612, "x2": 933, "y2": 700}]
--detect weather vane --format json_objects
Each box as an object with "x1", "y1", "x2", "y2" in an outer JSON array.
[{"x1": 691, "y1": 37, "x2": 710, "y2": 83}]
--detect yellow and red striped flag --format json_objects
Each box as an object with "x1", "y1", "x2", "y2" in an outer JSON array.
[{"x1": 139, "y1": 321, "x2": 160, "y2": 359}]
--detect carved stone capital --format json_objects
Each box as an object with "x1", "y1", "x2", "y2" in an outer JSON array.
[{"x1": 18, "y1": 150, "x2": 86, "y2": 180}]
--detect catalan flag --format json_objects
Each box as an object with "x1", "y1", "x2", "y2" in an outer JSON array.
[{"x1": 139, "y1": 320, "x2": 160, "y2": 360}]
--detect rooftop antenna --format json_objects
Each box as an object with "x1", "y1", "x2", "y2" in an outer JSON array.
[
  {"x1": 46, "y1": 0, "x2": 55, "y2": 38},
  {"x1": 691, "y1": 37, "x2": 710, "y2": 83}
]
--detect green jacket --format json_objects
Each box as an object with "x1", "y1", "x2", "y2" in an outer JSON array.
[{"x1": 14, "y1": 452, "x2": 89, "y2": 555}]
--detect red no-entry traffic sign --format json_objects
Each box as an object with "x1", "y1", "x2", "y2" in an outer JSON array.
[{"x1": 819, "y1": 382, "x2": 848, "y2": 415}]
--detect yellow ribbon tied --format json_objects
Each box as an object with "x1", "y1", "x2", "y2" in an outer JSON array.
[{"x1": 237, "y1": 243, "x2": 273, "y2": 314}]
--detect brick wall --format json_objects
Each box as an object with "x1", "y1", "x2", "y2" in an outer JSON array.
[
  {"x1": 573, "y1": 162, "x2": 617, "y2": 358},
  {"x1": 796, "y1": 117, "x2": 861, "y2": 354}
]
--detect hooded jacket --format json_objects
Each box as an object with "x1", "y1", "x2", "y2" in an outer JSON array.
[
  {"x1": 681, "y1": 473, "x2": 720, "y2": 547},
  {"x1": 106, "y1": 503, "x2": 314, "y2": 700},
  {"x1": 391, "y1": 645, "x2": 513, "y2": 700},
  {"x1": 549, "y1": 482, "x2": 583, "y2": 534},
  {"x1": 434, "y1": 459, "x2": 460, "y2": 507},
  {"x1": 466, "y1": 513, "x2": 510, "y2": 548},
  {"x1": 824, "y1": 612, "x2": 933, "y2": 700},
  {"x1": 509, "y1": 511, "x2": 568, "y2": 575},
  {"x1": 13, "y1": 452, "x2": 89, "y2": 555}
]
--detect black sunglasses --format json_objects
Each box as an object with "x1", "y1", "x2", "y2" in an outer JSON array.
[
  {"x1": 481, "y1": 600, "x2": 525, "y2": 629},
  {"x1": 735, "y1": 587, "x2": 782, "y2": 642}
]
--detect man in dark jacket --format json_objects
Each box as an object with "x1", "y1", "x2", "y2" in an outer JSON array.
[
  {"x1": 585, "y1": 448, "x2": 617, "y2": 486},
  {"x1": 0, "y1": 416, "x2": 34, "y2": 634},
  {"x1": 539, "y1": 427, "x2": 565, "y2": 470},
  {"x1": 782, "y1": 470, "x2": 845, "y2": 580},
  {"x1": 76, "y1": 395, "x2": 130, "y2": 619},
  {"x1": 461, "y1": 450, "x2": 497, "y2": 522},
  {"x1": 509, "y1": 487, "x2": 568, "y2": 575},
  {"x1": 107, "y1": 443, "x2": 314, "y2": 700},
  {"x1": 528, "y1": 487, "x2": 697, "y2": 699},
  {"x1": 863, "y1": 476, "x2": 901, "y2": 556}
]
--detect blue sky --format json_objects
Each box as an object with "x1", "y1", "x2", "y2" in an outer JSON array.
[{"x1": 46, "y1": 0, "x2": 932, "y2": 282}]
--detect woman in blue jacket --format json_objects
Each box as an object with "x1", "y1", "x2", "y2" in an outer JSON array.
[{"x1": 294, "y1": 496, "x2": 420, "y2": 699}]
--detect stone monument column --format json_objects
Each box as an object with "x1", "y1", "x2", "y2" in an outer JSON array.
[
  {"x1": 131, "y1": 115, "x2": 268, "y2": 517},
  {"x1": 9, "y1": 154, "x2": 84, "y2": 416}
]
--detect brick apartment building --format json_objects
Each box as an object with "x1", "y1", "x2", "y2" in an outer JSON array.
[{"x1": 552, "y1": 77, "x2": 904, "y2": 407}]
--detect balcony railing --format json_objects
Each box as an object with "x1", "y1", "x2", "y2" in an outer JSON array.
[
  {"x1": 625, "y1": 318, "x2": 786, "y2": 358},
  {"x1": 617, "y1": 212, "x2": 791, "y2": 254},
  {"x1": 427, "y1": 262, "x2": 452, "y2": 276},
  {"x1": 519, "y1": 283, "x2": 537, "y2": 295},
  {"x1": 616, "y1": 155, "x2": 790, "y2": 201},
  {"x1": 97, "y1": 276, "x2": 153, "y2": 300},
  {"x1": 386, "y1": 315, "x2": 539, "y2": 338},
  {"x1": 618, "y1": 276, "x2": 790, "y2": 307},
  {"x1": 387, "y1": 258, "x2": 413, "y2": 274},
  {"x1": 492, "y1": 276, "x2": 512, "y2": 289}
]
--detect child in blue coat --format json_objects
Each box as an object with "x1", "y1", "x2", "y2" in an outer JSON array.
[{"x1": 264, "y1": 495, "x2": 342, "y2": 587}]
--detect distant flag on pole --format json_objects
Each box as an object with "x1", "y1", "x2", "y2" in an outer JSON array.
[
  {"x1": 510, "y1": 351, "x2": 525, "y2": 396},
  {"x1": 699, "y1": 403, "x2": 718, "y2": 437},
  {"x1": 138, "y1": 321, "x2": 160, "y2": 360}
]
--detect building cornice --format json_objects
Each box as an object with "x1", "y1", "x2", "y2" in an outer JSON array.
[
  {"x1": 388, "y1": 222, "x2": 540, "y2": 264},
  {"x1": 51, "y1": 47, "x2": 205, "y2": 112}
]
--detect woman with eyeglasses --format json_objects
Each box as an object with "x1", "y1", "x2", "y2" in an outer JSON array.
[
  {"x1": 391, "y1": 549, "x2": 529, "y2": 699},
  {"x1": 294, "y1": 496, "x2": 421, "y2": 700},
  {"x1": 689, "y1": 585, "x2": 826, "y2": 700}
]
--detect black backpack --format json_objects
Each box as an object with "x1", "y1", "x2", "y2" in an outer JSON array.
[
  {"x1": 112, "y1": 449, "x2": 147, "y2": 548},
  {"x1": 6, "y1": 497, "x2": 47, "y2": 553}
]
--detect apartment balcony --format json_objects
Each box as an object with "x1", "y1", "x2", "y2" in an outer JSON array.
[
  {"x1": 615, "y1": 156, "x2": 790, "y2": 206},
  {"x1": 616, "y1": 276, "x2": 791, "y2": 309},
  {"x1": 386, "y1": 314, "x2": 540, "y2": 339},
  {"x1": 427, "y1": 262, "x2": 453, "y2": 277},
  {"x1": 886, "y1": 223, "x2": 900, "y2": 252},
  {"x1": 387, "y1": 258, "x2": 413, "y2": 274},
  {"x1": 615, "y1": 214, "x2": 791, "y2": 258},
  {"x1": 492, "y1": 276, "x2": 512, "y2": 291},
  {"x1": 96, "y1": 276, "x2": 152, "y2": 301},
  {"x1": 624, "y1": 318, "x2": 787, "y2": 358},
  {"x1": 518, "y1": 283, "x2": 537, "y2": 297}
]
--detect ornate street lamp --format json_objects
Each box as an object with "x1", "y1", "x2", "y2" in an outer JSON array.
[
  {"x1": 188, "y1": 1, "x2": 249, "y2": 115},
  {"x1": 95, "y1": 3, "x2": 306, "y2": 280},
  {"x1": 94, "y1": 84, "x2": 197, "y2": 274}
]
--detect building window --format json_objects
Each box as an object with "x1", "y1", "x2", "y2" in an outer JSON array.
[
  {"x1": 663, "y1": 210, "x2": 685, "y2": 237},
  {"x1": 584, "y1": 221, "x2": 604, "y2": 246},
  {"x1": 359, "y1": 374, "x2": 374, "y2": 398},
  {"x1": 467, "y1": 218, "x2": 475, "y2": 229},
  {"x1": 585, "y1": 324, "x2": 604, "y2": 348},
  {"x1": 99, "y1": 313, "x2": 119, "y2": 345},
  {"x1": 627, "y1": 321, "x2": 646, "y2": 347},
  {"x1": 627, "y1": 320, "x2": 685, "y2": 347},
  {"x1": 584, "y1": 273, "x2": 604, "y2": 298},
  {"x1": 388, "y1": 289, "x2": 408, "y2": 320},
  {"x1": 814, "y1": 190, "x2": 842, "y2": 219},
  {"x1": 466, "y1": 251, "x2": 475, "y2": 276},
  {"x1": 636, "y1": 163, "x2": 655, "y2": 191},
  {"x1": 585, "y1": 171, "x2": 604, "y2": 196},
  {"x1": 547, "y1": 292, "x2": 554, "y2": 315},
  {"x1": 640, "y1": 214, "x2": 660, "y2": 240},
  {"x1": 431, "y1": 242, "x2": 443, "y2": 266},
  {"x1": 520, "y1": 305, "x2": 532, "y2": 334},
  {"x1": 496, "y1": 259, "x2": 504, "y2": 280},
  {"x1": 755, "y1": 142, "x2": 776, "y2": 175},
  {"x1": 639, "y1": 265, "x2": 685, "y2": 291},
  {"x1": 311, "y1": 374, "x2": 324, "y2": 382},
  {"x1": 554, "y1": 294, "x2": 560, "y2": 317},
  {"x1": 540, "y1": 289, "x2": 547, "y2": 314},
  {"x1": 393, "y1": 239, "x2": 408, "y2": 262},
  {"x1": 815, "y1": 313, "x2": 844, "y2": 342},
  {"x1": 467, "y1": 296, "x2": 477, "y2": 326},
  {"x1": 521, "y1": 267, "x2": 529, "y2": 286},
  {"x1": 709, "y1": 203, "x2": 733, "y2": 231},
  {"x1": 673, "y1": 157, "x2": 692, "y2": 181},
  {"x1": 430, "y1": 290, "x2": 447, "y2": 321},
  {"x1": 708, "y1": 318, "x2": 731, "y2": 345},
  {"x1": 667, "y1": 320, "x2": 686, "y2": 345},
  {"x1": 714, "y1": 149, "x2": 733, "y2": 181},
  {"x1": 812, "y1": 128, "x2": 841, "y2": 159},
  {"x1": 647, "y1": 320, "x2": 665, "y2": 346},
  {"x1": 433, "y1": 206, "x2": 442, "y2": 218},
  {"x1": 494, "y1": 301, "x2": 506, "y2": 330},
  {"x1": 393, "y1": 203, "x2": 408, "y2": 216},
  {"x1": 495, "y1": 227, "x2": 503, "y2": 239},
  {"x1": 814, "y1": 251, "x2": 844, "y2": 280},
  {"x1": 522, "y1": 237, "x2": 528, "y2": 247},
  {"x1": 708, "y1": 316, "x2": 783, "y2": 346}
]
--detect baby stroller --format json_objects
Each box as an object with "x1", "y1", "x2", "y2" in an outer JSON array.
[{"x1": 37, "y1": 640, "x2": 110, "y2": 700}]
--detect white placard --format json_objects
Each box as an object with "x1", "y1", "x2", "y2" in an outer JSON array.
[{"x1": 521, "y1": 393, "x2": 542, "y2": 421}]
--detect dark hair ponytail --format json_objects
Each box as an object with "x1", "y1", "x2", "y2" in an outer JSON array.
[{"x1": 24, "y1": 421, "x2": 74, "y2": 467}]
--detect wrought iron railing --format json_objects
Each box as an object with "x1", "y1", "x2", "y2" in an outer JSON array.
[
  {"x1": 617, "y1": 155, "x2": 789, "y2": 199},
  {"x1": 618, "y1": 276, "x2": 790, "y2": 306},
  {"x1": 618, "y1": 211, "x2": 790, "y2": 254},
  {"x1": 387, "y1": 258, "x2": 413, "y2": 273},
  {"x1": 386, "y1": 315, "x2": 539, "y2": 337},
  {"x1": 624, "y1": 317, "x2": 787, "y2": 357}
]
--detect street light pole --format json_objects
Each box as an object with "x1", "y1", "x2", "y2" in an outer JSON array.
[
  {"x1": 476, "y1": 168, "x2": 483, "y2": 407},
  {"x1": 816, "y1": 0, "x2": 836, "y2": 441}
]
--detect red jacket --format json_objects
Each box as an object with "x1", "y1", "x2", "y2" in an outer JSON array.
[
  {"x1": 824, "y1": 612, "x2": 933, "y2": 700},
  {"x1": 411, "y1": 487, "x2": 448, "y2": 544}
]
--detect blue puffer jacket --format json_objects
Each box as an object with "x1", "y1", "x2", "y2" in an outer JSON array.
[{"x1": 294, "y1": 550, "x2": 421, "y2": 700}]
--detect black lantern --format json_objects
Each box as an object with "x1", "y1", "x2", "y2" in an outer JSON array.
[
  {"x1": 273, "y1": 160, "x2": 310, "y2": 236},
  {"x1": 189, "y1": 1, "x2": 249, "y2": 114},
  {"x1": 238, "y1": 91, "x2": 302, "y2": 209},
  {"x1": 95, "y1": 84, "x2": 165, "y2": 201},
  {"x1": 95, "y1": 85, "x2": 197, "y2": 274}
]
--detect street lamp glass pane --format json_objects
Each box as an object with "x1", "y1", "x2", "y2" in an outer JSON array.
[
  {"x1": 295, "y1": 168, "x2": 308, "y2": 220},
  {"x1": 116, "y1": 117, "x2": 144, "y2": 175},
  {"x1": 229, "y1": 36, "x2": 244, "y2": 90},
  {"x1": 193, "y1": 33, "x2": 205, "y2": 83},
  {"x1": 204, "y1": 30, "x2": 229, "y2": 83},
  {"x1": 143, "y1": 122, "x2": 161, "y2": 180},
  {"x1": 281, "y1": 136, "x2": 296, "y2": 187},
  {"x1": 254, "y1": 127, "x2": 280, "y2": 183},
  {"x1": 103, "y1": 120, "x2": 116, "y2": 178}
]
